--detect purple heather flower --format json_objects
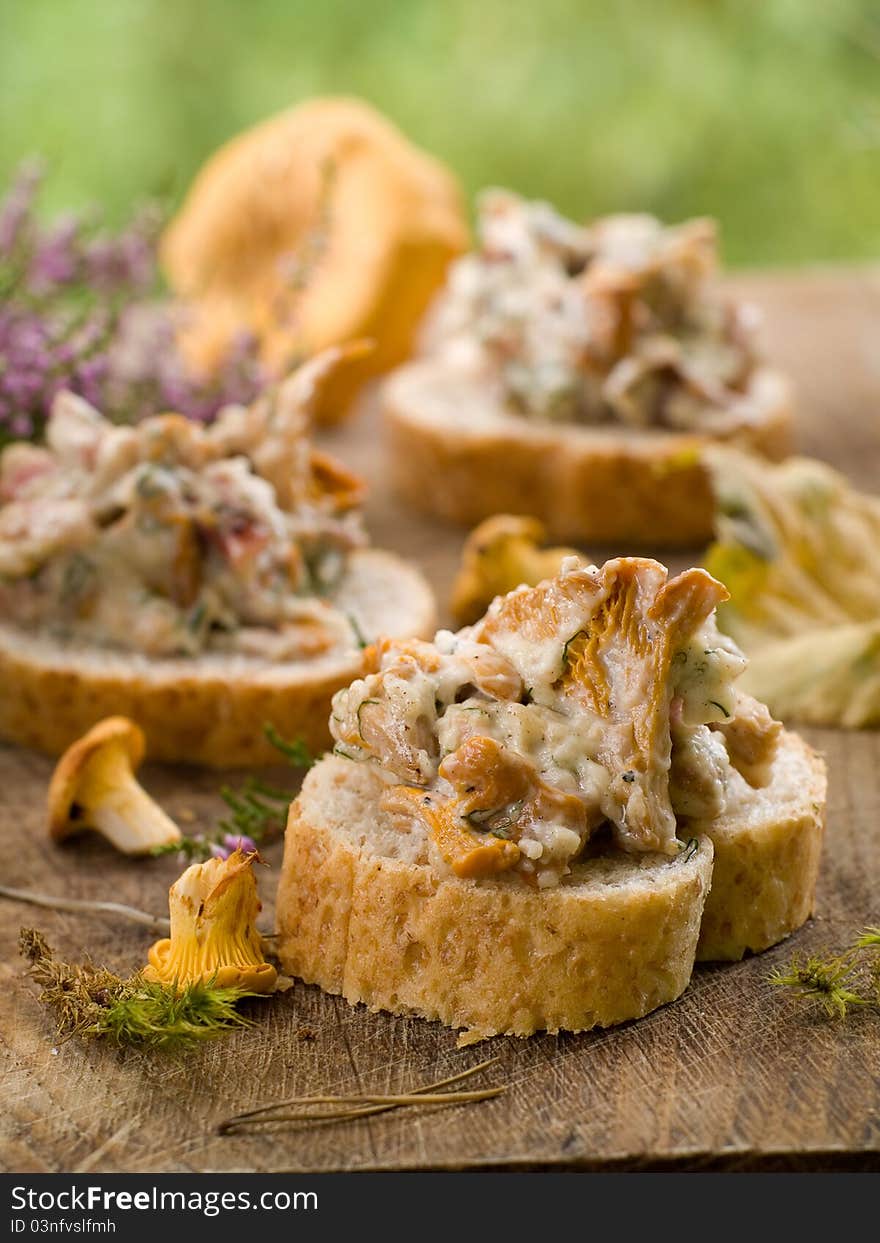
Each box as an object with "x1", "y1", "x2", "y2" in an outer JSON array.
[
  {"x1": 209, "y1": 833, "x2": 259, "y2": 860},
  {"x1": 84, "y1": 214, "x2": 158, "y2": 296},
  {"x1": 221, "y1": 840, "x2": 259, "y2": 860},
  {"x1": 0, "y1": 158, "x2": 266, "y2": 444},
  {"x1": 28, "y1": 215, "x2": 81, "y2": 293}
]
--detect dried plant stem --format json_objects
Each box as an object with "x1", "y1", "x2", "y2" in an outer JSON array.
[
  {"x1": 263, "y1": 1087, "x2": 505, "y2": 1108},
  {"x1": 259, "y1": 1089, "x2": 504, "y2": 1123},
  {"x1": 231, "y1": 1056, "x2": 499, "y2": 1119},
  {"x1": 0, "y1": 885, "x2": 170, "y2": 934},
  {"x1": 219, "y1": 1057, "x2": 502, "y2": 1133}
]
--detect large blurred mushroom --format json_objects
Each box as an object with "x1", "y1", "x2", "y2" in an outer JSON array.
[{"x1": 161, "y1": 97, "x2": 469, "y2": 422}]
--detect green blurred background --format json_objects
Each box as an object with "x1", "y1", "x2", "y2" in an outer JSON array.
[{"x1": 2, "y1": 0, "x2": 879, "y2": 267}]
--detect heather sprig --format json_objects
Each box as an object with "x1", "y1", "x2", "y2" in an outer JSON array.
[
  {"x1": 0, "y1": 159, "x2": 265, "y2": 444},
  {"x1": 151, "y1": 726, "x2": 315, "y2": 862}
]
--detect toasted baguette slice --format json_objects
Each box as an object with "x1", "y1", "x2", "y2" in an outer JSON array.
[
  {"x1": 277, "y1": 728, "x2": 825, "y2": 1036},
  {"x1": 277, "y1": 756, "x2": 714, "y2": 1038},
  {"x1": 695, "y1": 730, "x2": 826, "y2": 961},
  {"x1": 0, "y1": 550, "x2": 435, "y2": 767},
  {"x1": 383, "y1": 361, "x2": 792, "y2": 546}
]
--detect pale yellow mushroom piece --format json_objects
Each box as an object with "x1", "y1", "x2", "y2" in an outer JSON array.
[
  {"x1": 704, "y1": 447, "x2": 880, "y2": 726},
  {"x1": 47, "y1": 717, "x2": 181, "y2": 855},
  {"x1": 450, "y1": 515, "x2": 588, "y2": 626},
  {"x1": 145, "y1": 850, "x2": 277, "y2": 995}
]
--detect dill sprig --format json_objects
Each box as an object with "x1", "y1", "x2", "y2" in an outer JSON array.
[
  {"x1": 768, "y1": 926, "x2": 880, "y2": 1019},
  {"x1": 152, "y1": 725, "x2": 314, "y2": 862},
  {"x1": 262, "y1": 724, "x2": 314, "y2": 769},
  {"x1": 20, "y1": 928, "x2": 252, "y2": 1052}
]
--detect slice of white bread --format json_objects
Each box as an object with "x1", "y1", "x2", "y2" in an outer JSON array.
[
  {"x1": 383, "y1": 361, "x2": 792, "y2": 546},
  {"x1": 0, "y1": 549, "x2": 435, "y2": 767},
  {"x1": 277, "y1": 728, "x2": 825, "y2": 1037},
  {"x1": 277, "y1": 756, "x2": 714, "y2": 1038},
  {"x1": 695, "y1": 730, "x2": 826, "y2": 961}
]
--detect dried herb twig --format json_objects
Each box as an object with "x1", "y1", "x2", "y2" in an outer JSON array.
[
  {"x1": 0, "y1": 885, "x2": 169, "y2": 934},
  {"x1": 20, "y1": 928, "x2": 252, "y2": 1051},
  {"x1": 219, "y1": 1057, "x2": 503, "y2": 1133}
]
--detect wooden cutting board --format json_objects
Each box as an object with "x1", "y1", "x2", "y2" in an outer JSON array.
[{"x1": 1, "y1": 269, "x2": 879, "y2": 1173}]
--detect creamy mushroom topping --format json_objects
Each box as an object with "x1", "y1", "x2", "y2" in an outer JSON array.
[
  {"x1": 331, "y1": 558, "x2": 781, "y2": 887},
  {"x1": 0, "y1": 356, "x2": 367, "y2": 658},
  {"x1": 421, "y1": 189, "x2": 762, "y2": 432}
]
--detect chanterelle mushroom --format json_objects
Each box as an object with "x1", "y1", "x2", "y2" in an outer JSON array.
[
  {"x1": 451, "y1": 514, "x2": 587, "y2": 625},
  {"x1": 145, "y1": 850, "x2": 277, "y2": 994},
  {"x1": 161, "y1": 97, "x2": 469, "y2": 421},
  {"x1": 47, "y1": 717, "x2": 181, "y2": 855}
]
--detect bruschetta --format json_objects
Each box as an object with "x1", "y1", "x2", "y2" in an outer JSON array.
[
  {"x1": 0, "y1": 351, "x2": 435, "y2": 765},
  {"x1": 383, "y1": 191, "x2": 792, "y2": 546},
  {"x1": 277, "y1": 557, "x2": 825, "y2": 1038}
]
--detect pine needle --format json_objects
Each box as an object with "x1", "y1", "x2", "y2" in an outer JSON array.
[
  {"x1": 20, "y1": 928, "x2": 252, "y2": 1052},
  {"x1": 252, "y1": 1089, "x2": 505, "y2": 1124},
  {"x1": 268, "y1": 1088, "x2": 504, "y2": 1107},
  {"x1": 219, "y1": 1057, "x2": 503, "y2": 1133},
  {"x1": 97, "y1": 979, "x2": 252, "y2": 1050}
]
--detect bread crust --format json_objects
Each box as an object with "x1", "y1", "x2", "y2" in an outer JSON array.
[
  {"x1": 277, "y1": 729, "x2": 826, "y2": 1035},
  {"x1": 695, "y1": 731, "x2": 827, "y2": 961},
  {"x1": 277, "y1": 757, "x2": 714, "y2": 1037},
  {"x1": 0, "y1": 550, "x2": 435, "y2": 767},
  {"x1": 382, "y1": 362, "x2": 793, "y2": 546}
]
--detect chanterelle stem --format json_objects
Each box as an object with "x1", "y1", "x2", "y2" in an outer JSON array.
[{"x1": 84, "y1": 753, "x2": 181, "y2": 854}]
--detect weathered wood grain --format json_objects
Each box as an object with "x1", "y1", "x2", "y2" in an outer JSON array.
[{"x1": 1, "y1": 269, "x2": 879, "y2": 1173}]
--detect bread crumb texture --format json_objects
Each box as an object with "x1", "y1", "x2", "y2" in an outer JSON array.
[
  {"x1": 696, "y1": 732, "x2": 827, "y2": 960},
  {"x1": 278, "y1": 728, "x2": 826, "y2": 1036},
  {"x1": 277, "y1": 758, "x2": 714, "y2": 1037}
]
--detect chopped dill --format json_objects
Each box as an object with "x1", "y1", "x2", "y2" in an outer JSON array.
[
  {"x1": 465, "y1": 801, "x2": 523, "y2": 839},
  {"x1": 332, "y1": 743, "x2": 361, "y2": 761},
  {"x1": 560, "y1": 629, "x2": 587, "y2": 674},
  {"x1": 356, "y1": 699, "x2": 379, "y2": 739}
]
